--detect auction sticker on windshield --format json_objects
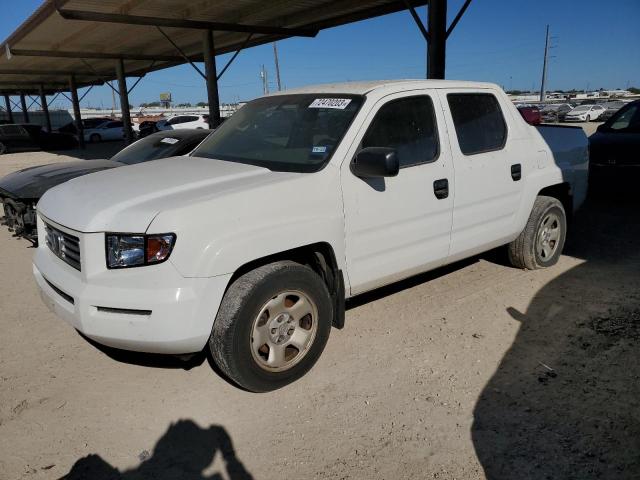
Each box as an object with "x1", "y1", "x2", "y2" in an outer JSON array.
[{"x1": 309, "y1": 98, "x2": 352, "y2": 109}]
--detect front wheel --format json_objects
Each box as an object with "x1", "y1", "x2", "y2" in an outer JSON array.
[
  {"x1": 508, "y1": 196, "x2": 567, "y2": 270},
  {"x1": 210, "y1": 261, "x2": 332, "y2": 392}
]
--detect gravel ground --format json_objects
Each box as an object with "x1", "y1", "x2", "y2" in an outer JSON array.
[{"x1": 2, "y1": 125, "x2": 638, "y2": 480}]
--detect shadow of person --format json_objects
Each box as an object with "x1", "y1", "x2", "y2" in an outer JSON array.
[
  {"x1": 63, "y1": 420, "x2": 253, "y2": 480},
  {"x1": 472, "y1": 191, "x2": 640, "y2": 479}
]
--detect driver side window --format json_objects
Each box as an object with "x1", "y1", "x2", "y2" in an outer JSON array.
[{"x1": 361, "y1": 96, "x2": 439, "y2": 168}]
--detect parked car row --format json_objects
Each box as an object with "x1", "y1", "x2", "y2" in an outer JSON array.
[
  {"x1": 0, "y1": 124, "x2": 77, "y2": 154},
  {"x1": 0, "y1": 129, "x2": 210, "y2": 242},
  {"x1": 516, "y1": 99, "x2": 631, "y2": 124}
]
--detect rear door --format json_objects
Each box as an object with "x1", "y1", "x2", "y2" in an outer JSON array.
[
  {"x1": 440, "y1": 89, "x2": 525, "y2": 260},
  {"x1": 104, "y1": 121, "x2": 124, "y2": 140},
  {"x1": 342, "y1": 90, "x2": 454, "y2": 294}
]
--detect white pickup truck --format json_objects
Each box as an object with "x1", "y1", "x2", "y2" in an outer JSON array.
[{"x1": 33, "y1": 80, "x2": 588, "y2": 391}]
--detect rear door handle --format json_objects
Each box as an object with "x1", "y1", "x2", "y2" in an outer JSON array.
[
  {"x1": 433, "y1": 178, "x2": 449, "y2": 199},
  {"x1": 511, "y1": 164, "x2": 522, "y2": 181}
]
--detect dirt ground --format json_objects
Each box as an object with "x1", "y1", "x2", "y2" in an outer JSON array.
[{"x1": 1, "y1": 125, "x2": 638, "y2": 480}]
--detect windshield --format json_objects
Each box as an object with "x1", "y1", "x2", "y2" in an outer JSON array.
[
  {"x1": 111, "y1": 134, "x2": 200, "y2": 165},
  {"x1": 191, "y1": 94, "x2": 364, "y2": 172}
]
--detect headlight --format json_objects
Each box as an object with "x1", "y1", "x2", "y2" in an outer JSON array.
[{"x1": 106, "y1": 233, "x2": 176, "y2": 269}]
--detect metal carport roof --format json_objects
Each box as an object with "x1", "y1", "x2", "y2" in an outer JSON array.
[{"x1": 0, "y1": 0, "x2": 429, "y2": 94}]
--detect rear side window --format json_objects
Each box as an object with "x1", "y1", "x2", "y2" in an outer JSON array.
[
  {"x1": 447, "y1": 93, "x2": 507, "y2": 155},
  {"x1": 361, "y1": 96, "x2": 439, "y2": 167}
]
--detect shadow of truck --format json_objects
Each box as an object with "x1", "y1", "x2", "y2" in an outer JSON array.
[{"x1": 472, "y1": 191, "x2": 640, "y2": 479}]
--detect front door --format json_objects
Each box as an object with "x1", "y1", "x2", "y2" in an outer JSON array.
[{"x1": 342, "y1": 91, "x2": 454, "y2": 295}]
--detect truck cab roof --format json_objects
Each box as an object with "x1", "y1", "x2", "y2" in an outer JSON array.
[{"x1": 269, "y1": 79, "x2": 501, "y2": 96}]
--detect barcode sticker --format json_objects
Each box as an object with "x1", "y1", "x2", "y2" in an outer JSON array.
[{"x1": 309, "y1": 98, "x2": 352, "y2": 109}]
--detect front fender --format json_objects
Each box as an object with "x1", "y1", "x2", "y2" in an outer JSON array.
[{"x1": 149, "y1": 167, "x2": 347, "y2": 280}]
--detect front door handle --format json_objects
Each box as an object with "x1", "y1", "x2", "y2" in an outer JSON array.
[
  {"x1": 433, "y1": 178, "x2": 449, "y2": 199},
  {"x1": 511, "y1": 163, "x2": 522, "y2": 181}
]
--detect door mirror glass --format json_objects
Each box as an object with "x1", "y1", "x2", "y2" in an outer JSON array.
[{"x1": 351, "y1": 147, "x2": 399, "y2": 178}]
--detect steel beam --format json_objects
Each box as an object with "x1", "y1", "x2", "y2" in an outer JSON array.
[
  {"x1": 0, "y1": 68, "x2": 99, "y2": 76},
  {"x1": 157, "y1": 27, "x2": 206, "y2": 79},
  {"x1": 203, "y1": 30, "x2": 221, "y2": 129},
  {"x1": 427, "y1": 0, "x2": 447, "y2": 79},
  {"x1": 39, "y1": 84, "x2": 52, "y2": 132},
  {"x1": 446, "y1": 0, "x2": 472, "y2": 38},
  {"x1": 217, "y1": 33, "x2": 253, "y2": 80},
  {"x1": 9, "y1": 48, "x2": 188, "y2": 63},
  {"x1": 115, "y1": 59, "x2": 134, "y2": 144},
  {"x1": 20, "y1": 92, "x2": 29, "y2": 123},
  {"x1": 69, "y1": 75, "x2": 85, "y2": 149},
  {"x1": 56, "y1": 8, "x2": 318, "y2": 37},
  {"x1": 4, "y1": 94, "x2": 14, "y2": 123}
]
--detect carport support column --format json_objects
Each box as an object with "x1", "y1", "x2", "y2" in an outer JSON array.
[
  {"x1": 39, "y1": 84, "x2": 52, "y2": 132},
  {"x1": 115, "y1": 58, "x2": 134, "y2": 144},
  {"x1": 20, "y1": 92, "x2": 29, "y2": 123},
  {"x1": 203, "y1": 29, "x2": 221, "y2": 129},
  {"x1": 3, "y1": 94, "x2": 13, "y2": 123},
  {"x1": 69, "y1": 75, "x2": 85, "y2": 150},
  {"x1": 427, "y1": 0, "x2": 447, "y2": 79}
]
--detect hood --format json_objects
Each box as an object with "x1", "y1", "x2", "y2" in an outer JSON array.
[
  {"x1": 0, "y1": 159, "x2": 120, "y2": 200},
  {"x1": 37, "y1": 156, "x2": 283, "y2": 233}
]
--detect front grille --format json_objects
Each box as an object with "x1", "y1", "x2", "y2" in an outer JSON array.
[{"x1": 44, "y1": 223, "x2": 81, "y2": 271}]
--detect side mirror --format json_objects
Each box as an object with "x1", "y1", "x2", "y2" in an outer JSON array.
[
  {"x1": 351, "y1": 147, "x2": 399, "y2": 178},
  {"x1": 596, "y1": 124, "x2": 606, "y2": 133}
]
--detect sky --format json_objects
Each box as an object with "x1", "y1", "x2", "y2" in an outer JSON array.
[{"x1": 1, "y1": 0, "x2": 639, "y2": 109}]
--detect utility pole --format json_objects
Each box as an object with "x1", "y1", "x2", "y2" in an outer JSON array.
[
  {"x1": 273, "y1": 42, "x2": 282, "y2": 91},
  {"x1": 260, "y1": 65, "x2": 269, "y2": 95},
  {"x1": 539, "y1": 24, "x2": 550, "y2": 102}
]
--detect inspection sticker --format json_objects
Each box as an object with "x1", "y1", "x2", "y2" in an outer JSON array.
[
  {"x1": 312, "y1": 146, "x2": 327, "y2": 154},
  {"x1": 160, "y1": 137, "x2": 179, "y2": 145},
  {"x1": 308, "y1": 98, "x2": 352, "y2": 109}
]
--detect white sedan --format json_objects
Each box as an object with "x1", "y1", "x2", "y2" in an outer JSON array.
[
  {"x1": 564, "y1": 104, "x2": 606, "y2": 122},
  {"x1": 83, "y1": 120, "x2": 125, "y2": 142},
  {"x1": 158, "y1": 114, "x2": 209, "y2": 130}
]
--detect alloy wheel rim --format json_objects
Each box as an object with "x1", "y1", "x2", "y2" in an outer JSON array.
[
  {"x1": 250, "y1": 290, "x2": 318, "y2": 372},
  {"x1": 536, "y1": 212, "x2": 561, "y2": 261}
]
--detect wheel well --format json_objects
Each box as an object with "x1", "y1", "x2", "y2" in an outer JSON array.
[
  {"x1": 227, "y1": 243, "x2": 346, "y2": 329},
  {"x1": 538, "y1": 183, "x2": 573, "y2": 220}
]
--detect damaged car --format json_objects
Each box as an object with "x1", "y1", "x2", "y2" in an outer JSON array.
[{"x1": 0, "y1": 129, "x2": 210, "y2": 243}]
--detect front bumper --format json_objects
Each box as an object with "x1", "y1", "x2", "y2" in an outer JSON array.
[{"x1": 33, "y1": 217, "x2": 232, "y2": 354}]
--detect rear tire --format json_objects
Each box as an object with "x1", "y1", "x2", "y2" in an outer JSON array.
[
  {"x1": 508, "y1": 196, "x2": 567, "y2": 270},
  {"x1": 89, "y1": 133, "x2": 101, "y2": 143},
  {"x1": 210, "y1": 261, "x2": 332, "y2": 392}
]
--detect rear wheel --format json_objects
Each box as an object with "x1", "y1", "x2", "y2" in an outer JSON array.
[
  {"x1": 89, "y1": 133, "x2": 101, "y2": 143},
  {"x1": 508, "y1": 196, "x2": 567, "y2": 270},
  {"x1": 210, "y1": 261, "x2": 332, "y2": 392}
]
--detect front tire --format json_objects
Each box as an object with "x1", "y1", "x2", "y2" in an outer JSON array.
[
  {"x1": 508, "y1": 196, "x2": 567, "y2": 270},
  {"x1": 210, "y1": 261, "x2": 332, "y2": 392}
]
